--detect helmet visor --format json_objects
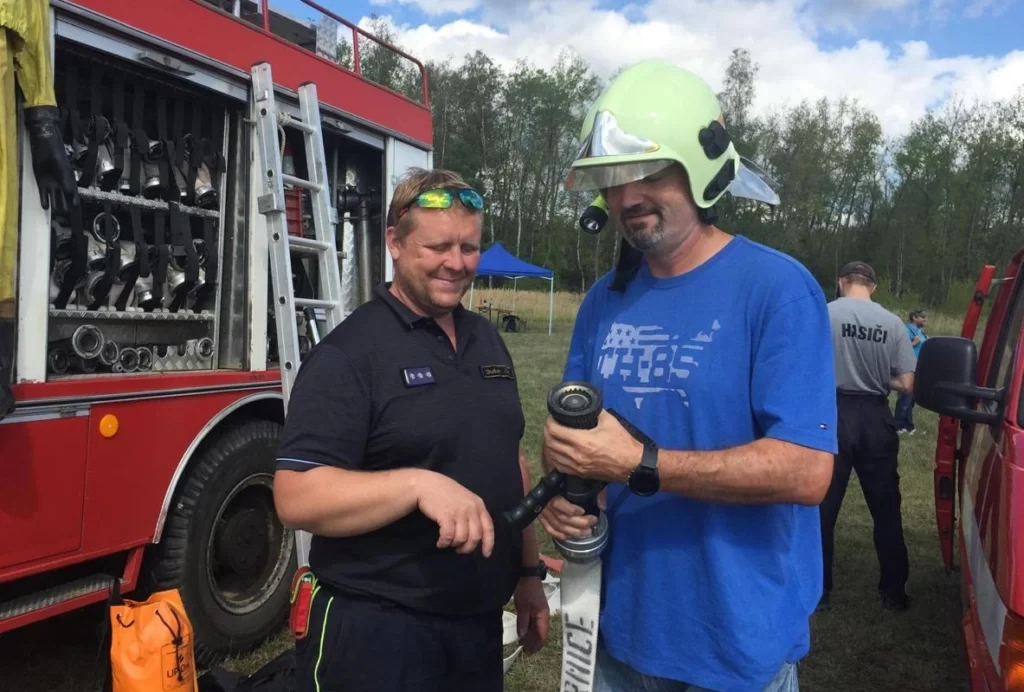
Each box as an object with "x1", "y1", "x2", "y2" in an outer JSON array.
[
  {"x1": 732, "y1": 157, "x2": 781, "y2": 206},
  {"x1": 565, "y1": 160, "x2": 674, "y2": 192}
]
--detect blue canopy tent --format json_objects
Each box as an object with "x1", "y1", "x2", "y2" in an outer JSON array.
[{"x1": 469, "y1": 243, "x2": 555, "y2": 335}]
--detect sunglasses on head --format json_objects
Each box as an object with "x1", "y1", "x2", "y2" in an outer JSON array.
[{"x1": 397, "y1": 187, "x2": 485, "y2": 219}]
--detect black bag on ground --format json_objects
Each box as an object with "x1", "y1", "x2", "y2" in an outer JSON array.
[{"x1": 197, "y1": 649, "x2": 295, "y2": 692}]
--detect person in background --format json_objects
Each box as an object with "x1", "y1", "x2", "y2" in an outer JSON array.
[
  {"x1": 819, "y1": 261, "x2": 916, "y2": 613},
  {"x1": 895, "y1": 309, "x2": 927, "y2": 434}
]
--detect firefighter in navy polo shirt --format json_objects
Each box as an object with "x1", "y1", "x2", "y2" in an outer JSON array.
[{"x1": 272, "y1": 167, "x2": 550, "y2": 692}]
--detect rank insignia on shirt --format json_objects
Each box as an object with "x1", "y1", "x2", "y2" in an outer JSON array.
[
  {"x1": 480, "y1": 364, "x2": 515, "y2": 380},
  {"x1": 402, "y1": 366, "x2": 435, "y2": 387}
]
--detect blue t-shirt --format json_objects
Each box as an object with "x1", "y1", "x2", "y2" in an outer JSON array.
[
  {"x1": 563, "y1": 235, "x2": 838, "y2": 692},
  {"x1": 906, "y1": 323, "x2": 926, "y2": 357}
]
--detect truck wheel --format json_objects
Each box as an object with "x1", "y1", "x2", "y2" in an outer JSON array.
[{"x1": 145, "y1": 417, "x2": 295, "y2": 667}]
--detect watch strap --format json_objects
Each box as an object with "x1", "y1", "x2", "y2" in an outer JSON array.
[
  {"x1": 520, "y1": 563, "x2": 547, "y2": 579},
  {"x1": 640, "y1": 442, "x2": 659, "y2": 470}
]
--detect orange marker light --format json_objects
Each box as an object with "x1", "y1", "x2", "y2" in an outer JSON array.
[{"x1": 99, "y1": 414, "x2": 119, "y2": 438}]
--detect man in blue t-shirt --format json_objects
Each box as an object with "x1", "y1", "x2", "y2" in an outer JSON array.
[
  {"x1": 540, "y1": 60, "x2": 838, "y2": 692},
  {"x1": 894, "y1": 309, "x2": 927, "y2": 433}
]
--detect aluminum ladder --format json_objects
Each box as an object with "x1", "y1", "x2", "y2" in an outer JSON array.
[{"x1": 251, "y1": 61, "x2": 344, "y2": 567}]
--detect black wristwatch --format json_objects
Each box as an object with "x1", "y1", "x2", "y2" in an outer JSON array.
[
  {"x1": 520, "y1": 563, "x2": 548, "y2": 580},
  {"x1": 627, "y1": 440, "x2": 660, "y2": 496}
]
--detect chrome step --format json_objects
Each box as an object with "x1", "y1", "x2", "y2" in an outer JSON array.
[{"x1": 0, "y1": 574, "x2": 116, "y2": 621}]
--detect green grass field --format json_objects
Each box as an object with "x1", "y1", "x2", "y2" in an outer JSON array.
[{"x1": 0, "y1": 297, "x2": 972, "y2": 692}]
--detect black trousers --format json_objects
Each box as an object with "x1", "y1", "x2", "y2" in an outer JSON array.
[
  {"x1": 820, "y1": 392, "x2": 910, "y2": 596},
  {"x1": 295, "y1": 581, "x2": 504, "y2": 692}
]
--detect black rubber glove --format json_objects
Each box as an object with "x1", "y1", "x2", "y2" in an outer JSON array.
[{"x1": 24, "y1": 105, "x2": 80, "y2": 215}]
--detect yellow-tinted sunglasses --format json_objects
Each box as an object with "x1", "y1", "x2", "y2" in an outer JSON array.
[{"x1": 398, "y1": 187, "x2": 485, "y2": 219}]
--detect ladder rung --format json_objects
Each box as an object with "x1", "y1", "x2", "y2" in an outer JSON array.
[
  {"x1": 285, "y1": 118, "x2": 315, "y2": 135},
  {"x1": 283, "y1": 174, "x2": 321, "y2": 192},
  {"x1": 287, "y1": 236, "x2": 331, "y2": 254},
  {"x1": 295, "y1": 297, "x2": 340, "y2": 311}
]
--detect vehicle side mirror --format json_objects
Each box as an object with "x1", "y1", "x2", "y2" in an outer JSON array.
[{"x1": 914, "y1": 336, "x2": 1004, "y2": 426}]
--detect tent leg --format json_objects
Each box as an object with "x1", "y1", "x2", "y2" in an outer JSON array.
[{"x1": 548, "y1": 278, "x2": 554, "y2": 336}]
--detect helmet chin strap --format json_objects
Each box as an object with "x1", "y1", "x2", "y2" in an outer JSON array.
[
  {"x1": 610, "y1": 238, "x2": 643, "y2": 293},
  {"x1": 609, "y1": 204, "x2": 719, "y2": 293}
]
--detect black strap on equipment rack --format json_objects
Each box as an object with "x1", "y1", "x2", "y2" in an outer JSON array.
[
  {"x1": 53, "y1": 67, "x2": 87, "y2": 309},
  {"x1": 111, "y1": 73, "x2": 129, "y2": 192},
  {"x1": 157, "y1": 92, "x2": 175, "y2": 201},
  {"x1": 191, "y1": 216, "x2": 217, "y2": 313},
  {"x1": 167, "y1": 202, "x2": 199, "y2": 312},
  {"x1": 87, "y1": 203, "x2": 119, "y2": 311},
  {"x1": 113, "y1": 207, "x2": 144, "y2": 312},
  {"x1": 128, "y1": 86, "x2": 148, "y2": 197},
  {"x1": 151, "y1": 210, "x2": 169, "y2": 310}
]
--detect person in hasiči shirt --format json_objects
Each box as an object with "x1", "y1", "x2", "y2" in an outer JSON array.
[
  {"x1": 820, "y1": 261, "x2": 917, "y2": 614},
  {"x1": 537, "y1": 58, "x2": 839, "y2": 692},
  {"x1": 894, "y1": 309, "x2": 927, "y2": 433}
]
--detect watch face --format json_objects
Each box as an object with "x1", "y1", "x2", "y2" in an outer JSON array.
[{"x1": 630, "y1": 467, "x2": 660, "y2": 496}]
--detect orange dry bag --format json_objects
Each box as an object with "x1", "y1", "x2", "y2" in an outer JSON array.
[{"x1": 108, "y1": 582, "x2": 198, "y2": 692}]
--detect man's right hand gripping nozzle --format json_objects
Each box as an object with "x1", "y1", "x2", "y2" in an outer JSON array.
[{"x1": 24, "y1": 105, "x2": 79, "y2": 215}]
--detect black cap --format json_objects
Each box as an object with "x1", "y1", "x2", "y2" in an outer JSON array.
[{"x1": 839, "y1": 261, "x2": 877, "y2": 284}]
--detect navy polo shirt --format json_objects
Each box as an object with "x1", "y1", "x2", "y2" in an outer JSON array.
[{"x1": 275, "y1": 283, "x2": 527, "y2": 616}]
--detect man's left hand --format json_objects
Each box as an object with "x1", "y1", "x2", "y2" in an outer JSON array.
[
  {"x1": 513, "y1": 577, "x2": 550, "y2": 654},
  {"x1": 543, "y1": 410, "x2": 642, "y2": 484}
]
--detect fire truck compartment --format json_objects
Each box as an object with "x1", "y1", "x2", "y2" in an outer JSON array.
[
  {"x1": 44, "y1": 38, "x2": 234, "y2": 379},
  {"x1": 41, "y1": 28, "x2": 388, "y2": 381}
]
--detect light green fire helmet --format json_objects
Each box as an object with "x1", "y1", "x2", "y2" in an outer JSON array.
[{"x1": 564, "y1": 59, "x2": 780, "y2": 219}]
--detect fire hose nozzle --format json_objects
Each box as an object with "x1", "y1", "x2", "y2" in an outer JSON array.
[
  {"x1": 70, "y1": 324, "x2": 104, "y2": 360},
  {"x1": 99, "y1": 340, "x2": 120, "y2": 367},
  {"x1": 118, "y1": 347, "x2": 140, "y2": 373},
  {"x1": 136, "y1": 346, "x2": 153, "y2": 371},
  {"x1": 501, "y1": 381, "x2": 604, "y2": 528},
  {"x1": 48, "y1": 347, "x2": 71, "y2": 376},
  {"x1": 196, "y1": 338, "x2": 214, "y2": 360}
]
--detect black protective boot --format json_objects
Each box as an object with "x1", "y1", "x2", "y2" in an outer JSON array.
[{"x1": 0, "y1": 319, "x2": 13, "y2": 420}]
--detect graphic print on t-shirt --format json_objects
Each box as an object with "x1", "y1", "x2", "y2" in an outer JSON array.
[{"x1": 597, "y1": 319, "x2": 721, "y2": 410}]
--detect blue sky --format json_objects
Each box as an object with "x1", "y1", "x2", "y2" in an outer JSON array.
[
  {"x1": 269, "y1": 0, "x2": 1024, "y2": 137},
  {"x1": 274, "y1": 0, "x2": 1024, "y2": 61}
]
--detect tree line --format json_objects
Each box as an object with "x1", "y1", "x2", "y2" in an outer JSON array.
[{"x1": 344, "y1": 18, "x2": 1024, "y2": 309}]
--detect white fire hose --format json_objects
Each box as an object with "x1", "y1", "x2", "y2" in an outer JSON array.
[{"x1": 500, "y1": 381, "x2": 615, "y2": 690}]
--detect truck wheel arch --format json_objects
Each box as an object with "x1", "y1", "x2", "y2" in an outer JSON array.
[{"x1": 153, "y1": 391, "x2": 284, "y2": 543}]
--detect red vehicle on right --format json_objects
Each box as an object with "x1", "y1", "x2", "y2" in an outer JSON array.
[{"x1": 915, "y1": 250, "x2": 1024, "y2": 691}]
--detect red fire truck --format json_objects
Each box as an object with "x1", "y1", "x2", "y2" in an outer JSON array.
[
  {"x1": 0, "y1": 0, "x2": 432, "y2": 666},
  {"x1": 915, "y1": 250, "x2": 1024, "y2": 690}
]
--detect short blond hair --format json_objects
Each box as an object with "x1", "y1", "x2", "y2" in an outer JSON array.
[{"x1": 386, "y1": 167, "x2": 480, "y2": 239}]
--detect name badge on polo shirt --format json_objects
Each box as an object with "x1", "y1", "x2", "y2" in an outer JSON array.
[
  {"x1": 402, "y1": 366, "x2": 435, "y2": 387},
  {"x1": 480, "y1": 364, "x2": 515, "y2": 380}
]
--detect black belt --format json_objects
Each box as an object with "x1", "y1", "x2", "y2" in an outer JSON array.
[{"x1": 837, "y1": 390, "x2": 889, "y2": 401}]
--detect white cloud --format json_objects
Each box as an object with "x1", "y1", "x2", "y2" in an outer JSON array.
[
  {"x1": 367, "y1": 0, "x2": 480, "y2": 16},
  {"x1": 366, "y1": 0, "x2": 522, "y2": 17},
  {"x1": 371, "y1": 0, "x2": 1024, "y2": 140}
]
